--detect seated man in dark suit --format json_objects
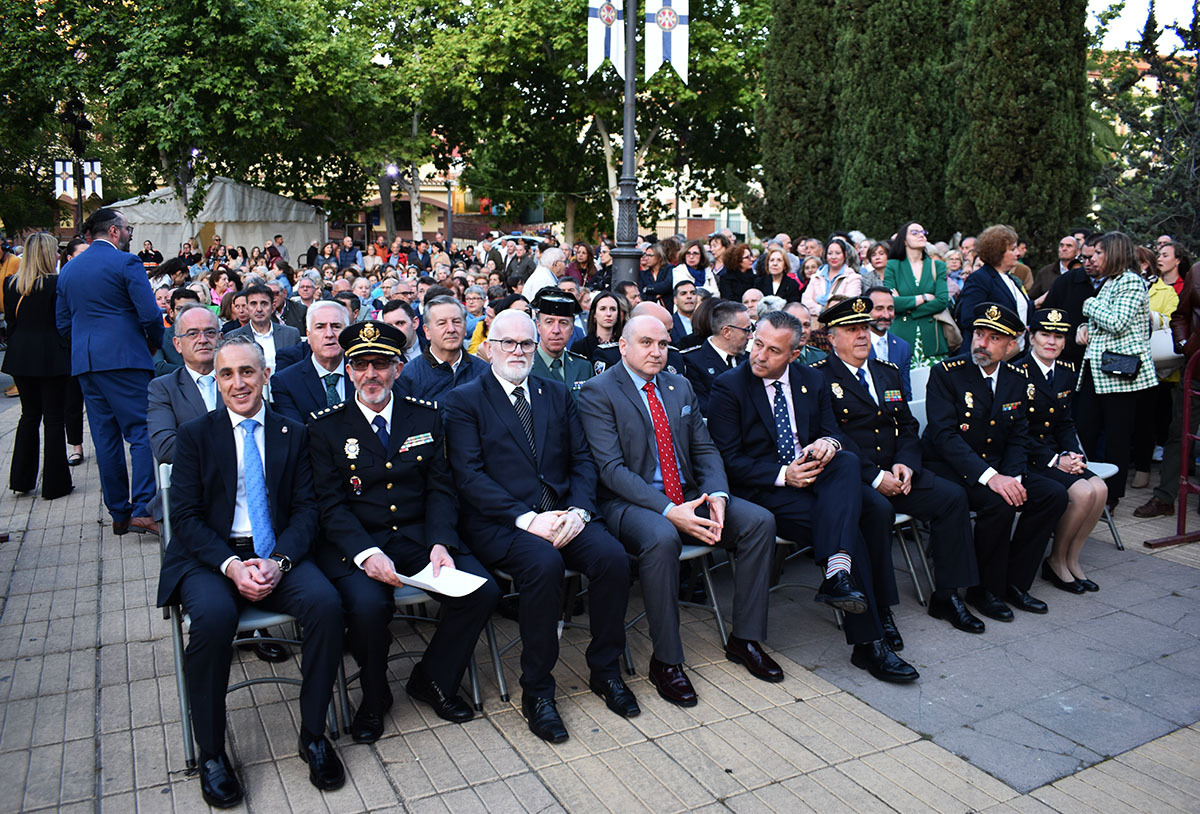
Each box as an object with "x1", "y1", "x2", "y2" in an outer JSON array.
[
  {"x1": 578, "y1": 315, "x2": 781, "y2": 707},
  {"x1": 680, "y1": 299, "x2": 753, "y2": 415},
  {"x1": 271, "y1": 301, "x2": 353, "y2": 423},
  {"x1": 444, "y1": 310, "x2": 637, "y2": 743},
  {"x1": 708, "y1": 308, "x2": 918, "y2": 683},
  {"x1": 814, "y1": 298, "x2": 983, "y2": 636},
  {"x1": 153, "y1": 288, "x2": 202, "y2": 377},
  {"x1": 308, "y1": 321, "x2": 498, "y2": 743},
  {"x1": 922, "y1": 303, "x2": 1068, "y2": 621},
  {"x1": 155, "y1": 335, "x2": 344, "y2": 808}
]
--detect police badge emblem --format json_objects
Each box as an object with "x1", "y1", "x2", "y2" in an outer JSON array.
[
  {"x1": 831, "y1": 382, "x2": 844, "y2": 399},
  {"x1": 965, "y1": 392, "x2": 974, "y2": 409},
  {"x1": 1027, "y1": 383, "x2": 1035, "y2": 399},
  {"x1": 344, "y1": 438, "x2": 360, "y2": 460}
]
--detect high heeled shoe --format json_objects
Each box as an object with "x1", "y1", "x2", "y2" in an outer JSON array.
[{"x1": 1041, "y1": 559, "x2": 1085, "y2": 594}]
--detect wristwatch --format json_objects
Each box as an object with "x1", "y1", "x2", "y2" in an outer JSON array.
[
  {"x1": 569, "y1": 507, "x2": 592, "y2": 524},
  {"x1": 269, "y1": 554, "x2": 293, "y2": 574}
]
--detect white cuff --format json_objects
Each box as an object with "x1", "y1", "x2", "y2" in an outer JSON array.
[
  {"x1": 515, "y1": 511, "x2": 537, "y2": 531},
  {"x1": 220, "y1": 556, "x2": 240, "y2": 577},
  {"x1": 354, "y1": 547, "x2": 384, "y2": 569},
  {"x1": 978, "y1": 467, "x2": 998, "y2": 486},
  {"x1": 871, "y1": 470, "x2": 886, "y2": 489},
  {"x1": 1049, "y1": 454, "x2": 1059, "y2": 469},
  {"x1": 775, "y1": 466, "x2": 788, "y2": 487}
]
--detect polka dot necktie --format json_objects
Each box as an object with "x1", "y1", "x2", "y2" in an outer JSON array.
[
  {"x1": 643, "y1": 382, "x2": 684, "y2": 505},
  {"x1": 772, "y1": 382, "x2": 796, "y2": 466}
]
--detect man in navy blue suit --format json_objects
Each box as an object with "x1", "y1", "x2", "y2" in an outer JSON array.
[
  {"x1": 443, "y1": 310, "x2": 638, "y2": 744},
  {"x1": 56, "y1": 208, "x2": 164, "y2": 535},
  {"x1": 865, "y1": 288, "x2": 913, "y2": 400},
  {"x1": 271, "y1": 301, "x2": 354, "y2": 423}
]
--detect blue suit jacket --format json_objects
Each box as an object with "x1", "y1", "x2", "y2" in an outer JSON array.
[
  {"x1": 442, "y1": 372, "x2": 600, "y2": 563},
  {"x1": 56, "y1": 239, "x2": 164, "y2": 374},
  {"x1": 271, "y1": 356, "x2": 355, "y2": 423},
  {"x1": 868, "y1": 331, "x2": 914, "y2": 401},
  {"x1": 955, "y1": 264, "x2": 1031, "y2": 340}
]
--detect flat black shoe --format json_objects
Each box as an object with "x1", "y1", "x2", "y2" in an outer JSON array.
[
  {"x1": 814, "y1": 571, "x2": 868, "y2": 614},
  {"x1": 589, "y1": 677, "x2": 641, "y2": 718},
  {"x1": 406, "y1": 663, "x2": 474, "y2": 723},
  {"x1": 522, "y1": 695, "x2": 568, "y2": 743},
  {"x1": 850, "y1": 640, "x2": 919, "y2": 683},
  {"x1": 1006, "y1": 585, "x2": 1049, "y2": 614},
  {"x1": 350, "y1": 691, "x2": 393, "y2": 743},
  {"x1": 965, "y1": 587, "x2": 1014, "y2": 622},
  {"x1": 928, "y1": 593, "x2": 985, "y2": 634},
  {"x1": 1077, "y1": 578, "x2": 1099, "y2": 592},
  {"x1": 1041, "y1": 559, "x2": 1085, "y2": 594},
  {"x1": 199, "y1": 752, "x2": 243, "y2": 808},
  {"x1": 880, "y1": 609, "x2": 904, "y2": 652},
  {"x1": 298, "y1": 734, "x2": 345, "y2": 791}
]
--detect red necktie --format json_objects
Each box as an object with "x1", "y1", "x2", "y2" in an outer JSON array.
[{"x1": 643, "y1": 382, "x2": 684, "y2": 505}]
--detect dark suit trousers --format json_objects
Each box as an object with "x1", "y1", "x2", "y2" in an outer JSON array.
[
  {"x1": 177, "y1": 561, "x2": 343, "y2": 756},
  {"x1": 927, "y1": 464, "x2": 1068, "y2": 594},
  {"x1": 483, "y1": 522, "x2": 628, "y2": 698},
  {"x1": 78, "y1": 369, "x2": 155, "y2": 519},
  {"x1": 9, "y1": 374, "x2": 71, "y2": 499},
  {"x1": 614, "y1": 497, "x2": 773, "y2": 665},
  {"x1": 887, "y1": 470, "x2": 978, "y2": 591},
  {"x1": 331, "y1": 551, "x2": 498, "y2": 712},
  {"x1": 66, "y1": 377, "x2": 84, "y2": 446}
]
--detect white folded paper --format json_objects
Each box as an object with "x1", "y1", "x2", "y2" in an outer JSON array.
[{"x1": 398, "y1": 562, "x2": 488, "y2": 598}]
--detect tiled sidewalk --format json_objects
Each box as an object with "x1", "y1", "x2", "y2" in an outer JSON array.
[{"x1": 0, "y1": 408, "x2": 1197, "y2": 812}]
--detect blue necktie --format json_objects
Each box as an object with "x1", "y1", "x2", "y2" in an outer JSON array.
[
  {"x1": 373, "y1": 415, "x2": 389, "y2": 449},
  {"x1": 772, "y1": 382, "x2": 795, "y2": 466},
  {"x1": 239, "y1": 419, "x2": 275, "y2": 559},
  {"x1": 857, "y1": 367, "x2": 874, "y2": 402},
  {"x1": 198, "y1": 374, "x2": 216, "y2": 411}
]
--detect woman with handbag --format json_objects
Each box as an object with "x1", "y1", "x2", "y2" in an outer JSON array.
[
  {"x1": 884, "y1": 221, "x2": 953, "y2": 364},
  {"x1": 2, "y1": 233, "x2": 74, "y2": 499},
  {"x1": 1075, "y1": 231, "x2": 1157, "y2": 510}
]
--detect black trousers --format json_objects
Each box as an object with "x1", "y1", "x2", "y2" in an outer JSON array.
[
  {"x1": 177, "y1": 560, "x2": 343, "y2": 757},
  {"x1": 66, "y1": 376, "x2": 84, "y2": 446},
  {"x1": 1131, "y1": 381, "x2": 1174, "y2": 471},
  {"x1": 331, "y1": 550, "x2": 498, "y2": 713},
  {"x1": 9, "y1": 374, "x2": 71, "y2": 498},
  {"x1": 887, "y1": 469, "x2": 978, "y2": 592},
  {"x1": 1076, "y1": 369, "x2": 1138, "y2": 500},
  {"x1": 483, "y1": 522, "x2": 628, "y2": 698}
]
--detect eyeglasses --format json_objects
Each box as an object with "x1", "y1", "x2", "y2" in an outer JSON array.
[
  {"x1": 179, "y1": 328, "x2": 219, "y2": 340},
  {"x1": 726, "y1": 324, "x2": 754, "y2": 335},
  {"x1": 489, "y1": 338, "x2": 537, "y2": 353},
  {"x1": 909, "y1": 229, "x2": 928, "y2": 237},
  {"x1": 348, "y1": 357, "x2": 396, "y2": 371}
]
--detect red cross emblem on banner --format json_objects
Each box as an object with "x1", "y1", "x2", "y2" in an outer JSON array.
[
  {"x1": 599, "y1": 3, "x2": 617, "y2": 25},
  {"x1": 656, "y1": 7, "x2": 678, "y2": 30}
]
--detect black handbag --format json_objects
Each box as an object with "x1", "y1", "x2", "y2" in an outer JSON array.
[{"x1": 1099, "y1": 350, "x2": 1141, "y2": 378}]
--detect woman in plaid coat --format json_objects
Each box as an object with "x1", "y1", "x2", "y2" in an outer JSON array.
[{"x1": 1077, "y1": 232, "x2": 1156, "y2": 508}]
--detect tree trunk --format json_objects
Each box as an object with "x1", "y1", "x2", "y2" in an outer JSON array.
[
  {"x1": 564, "y1": 194, "x2": 577, "y2": 245},
  {"x1": 379, "y1": 172, "x2": 396, "y2": 242},
  {"x1": 594, "y1": 116, "x2": 620, "y2": 233},
  {"x1": 408, "y1": 109, "x2": 423, "y2": 240}
]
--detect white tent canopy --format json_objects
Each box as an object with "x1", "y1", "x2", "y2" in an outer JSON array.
[{"x1": 110, "y1": 176, "x2": 326, "y2": 261}]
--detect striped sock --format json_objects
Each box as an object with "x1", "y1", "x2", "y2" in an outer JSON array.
[{"x1": 824, "y1": 551, "x2": 852, "y2": 578}]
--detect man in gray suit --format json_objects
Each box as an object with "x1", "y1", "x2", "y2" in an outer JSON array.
[
  {"x1": 229, "y1": 284, "x2": 301, "y2": 373},
  {"x1": 577, "y1": 315, "x2": 781, "y2": 707}
]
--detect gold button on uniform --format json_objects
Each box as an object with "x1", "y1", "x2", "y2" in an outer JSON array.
[
  {"x1": 990, "y1": 420, "x2": 996, "y2": 426},
  {"x1": 416, "y1": 455, "x2": 423, "y2": 461},
  {"x1": 389, "y1": 505, "x2": 397, "y2": 512},
  {"x1": 386, "y1": 483, "x2": 393, "y2": 490},
  {"x1": 350, "y1": 464, "x2": 356, "y2": 471},
  {"x1": 386, "y1": 462, "x2": 393, "y2": 469}
]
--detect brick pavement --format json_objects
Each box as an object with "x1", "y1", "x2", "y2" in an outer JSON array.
[{"x1": 0, "y1": 402, "x2": 1197, "y2": 812}]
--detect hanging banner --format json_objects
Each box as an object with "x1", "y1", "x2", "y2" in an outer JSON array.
[
  {"x1": 587, "y1": 0, "x2": 625, "y2": 79},
  {"x1": 83, "y1": 160, "x2": 103, "y2": 198},
  {"x1": 645, "y1": 0, "x2": 689, "y2": 83},
  {"x1": 54, "y1": 160, "x2": 76, "y2": 199}
]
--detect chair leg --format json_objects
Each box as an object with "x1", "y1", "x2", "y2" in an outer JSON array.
[
  {"x1": 1105, "y1": 505, "x2": 1125, "y2": 550},
  {"x1": 337, "y1": 659, "x2": 352, "y2": 737},
  {"x1": 171, "y1": 608, "x2": 197, "y2": 771},
  {"x1": 468, "y1": 654, "x2": 483, "y2": 712},
  {"x1": 912, "y1": 523, "x2": 937, "y2": 598},
  {"x1": 699, "y1": 556, "x2": 729, "y2": 648},
  {"x1": 894, "y1": 525, "x2": 927, "y2": 607},
  {"x1": 833, "y1": 607, "x2": 844, "y2": 631},
  {"x1": 485, "y1": 620, "x2": 510, "y2": 702}
]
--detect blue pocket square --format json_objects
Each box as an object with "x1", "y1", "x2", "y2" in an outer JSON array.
[{"x1": 681, "y1": 405, "x2": 692, "y2": 416}]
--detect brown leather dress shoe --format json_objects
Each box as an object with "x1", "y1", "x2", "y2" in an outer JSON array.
[
  {"x1": 724, "y1": 636, "x2": 784, "y2": 682},
  {"x1": 128, "y1": 516, "x2": 159, "y2": 535},
  {"x1": 648, "y1": 657, "x2": 698, "y2": 706},
  {"x1": 1133, "y1": 497, "x2": 1174, "y2": 518}
]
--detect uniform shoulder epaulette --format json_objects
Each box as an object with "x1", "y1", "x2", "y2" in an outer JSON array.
[
  {"x1": 679, "y1": 345, "x2": 700, "y2": 354},
  {"x1": 310, "y1": 401, "x2": 347, "y2": 421},
  {"x1": 810, "y1": 358, "x2": 827, "y2": 368},
  {"x1": 405, "y1": 395, "x2": 438, "y2": 410},
  {"x1": 597, "y1": 341, "x2": 619, "y2": 349},
  {"x1": 941, "y1": 359, "x2": 966, "y2": 369},
  {"x1": 1059, "y1": 360, "x2": 1076, "y2": 372},
  {"x1": 565, "y1": 349, "x2": 588, "y2": 361},
  {"x1": 1005, "y1": 362, "x2": 1028, "y2": 376},
  {"x1": 877, "y1": 359, "x2": 899, "y2": 369}
]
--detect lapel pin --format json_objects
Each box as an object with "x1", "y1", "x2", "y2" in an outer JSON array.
[
  {"x1": 281, "y1": 426, "x2": 288, "y2": 433},
  {"x1": 668, "y1": 385, "x2": 675, "y2": 391}
]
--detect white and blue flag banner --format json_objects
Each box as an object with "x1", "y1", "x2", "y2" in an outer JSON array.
[
  {"x1": 82, "y1": 160, "x2": 103, "y2": 198},
  {"x1": 54, "y1": 160, "x2": 76, "y2": 200},
  {"x1": 587, "y1": 0, "x2": 625, "y2": 79},
  {"x1": 645, "y1": 0, "x2": 688, "y2": 83}
]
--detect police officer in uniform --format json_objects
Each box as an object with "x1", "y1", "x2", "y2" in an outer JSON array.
[
  {"x1": 530, "y1": 289, "x2": 593, "y2": 400},
  {"x1": 921, "y1": 303, "x2": 1068, "y2": 622},
  {"x1": 814, "y1": 297, "x2": 983, "y2": 634},
  {"x1": 308, "y1": 321, "x2": 500, "y2": 743}
]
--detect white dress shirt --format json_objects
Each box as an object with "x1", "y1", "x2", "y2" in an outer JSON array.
[
  {"x1": 871, "y1": 331, "x2": 889, "y2": 363},
  {"x1": 839, "y1": 358, "x2": 888, "y2": 489},
  {"x1": 250, "y1": 324, "x2": 278, "y2": 372},
  {"x1": 184, "y1": 364, "x2": 218, "y2": 411},
  {"x1": 219, "y1": 404, "x2": 267, "y2": 575},
  {"x1": 491, "y1": 371, "x2": 543, "y2": 531},
  {"x1": 311, "y1": 354, "x2": 346, "y2": 402}
]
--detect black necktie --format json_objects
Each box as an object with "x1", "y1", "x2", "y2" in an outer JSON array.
[
  {"x1": 372, "y1": 415, "x2": 389, "y2": 449},
  {"x1": 1046, "y1": 366, "x2": 1054, "y2": 387},
  {"x1": 513, "y1": 386, "x2": 555, "y2": 511}
]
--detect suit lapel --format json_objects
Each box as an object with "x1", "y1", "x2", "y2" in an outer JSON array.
[
  {"x1": 529, "y1": 379, "x2": 550, "y2": 464},
  {"x1": 482, "y1": 374, "x2": 537, "y2": 464},
  {"x1": 614, "y1": 367, "x2": 655, "y2": 438},
  {"x1": 176, "y1": 367, "x2": 208, "y2": 416},
  {"x1": 787, "y1": 363, "x2": 815, "y2": 443},
  {"x1": 748, "y1": 368, "x2": 776, "y2": 436},
  {"x1": 304, "y1": 364, "x2": 328, "y2": 410},
  {"x1": 263, "y1": 410, "x2": 288, "y2": 511},
  {"x1": 212, "y1": 410, "x2": 238, "y2": 512}
]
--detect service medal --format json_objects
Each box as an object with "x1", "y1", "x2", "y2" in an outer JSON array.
[
  {"x1": 344, "y1": 438, "x2": 360, "y2": 460},
  {"x1": 831, "y1": 383, "x2": 844, "y2": 399},
  {"x1": 349, "y1": 476, "x2": 362, "y2": 494}
]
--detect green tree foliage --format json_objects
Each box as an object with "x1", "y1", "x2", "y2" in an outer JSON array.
[
  {"x1": 1090, "y1": 5, "x2": 1200, "y2": 251},
  {"x1": 744, "y1": 0, "x2": 839, "y2": 238},
  {"x1": 834, "y1": 0, "x2": 955, "y2": 239},
  {"x1": 945, "y1": 0, "x2": 1091, "y2": 264}
]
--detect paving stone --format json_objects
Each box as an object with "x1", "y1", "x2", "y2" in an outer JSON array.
[{"x1": 1022, "y1": 685, "x2": 1176, "y2": 758}]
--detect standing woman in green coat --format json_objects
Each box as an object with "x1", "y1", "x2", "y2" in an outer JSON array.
[{"x1": 883, "y1": 221, "x2": 950, "y2": 365}]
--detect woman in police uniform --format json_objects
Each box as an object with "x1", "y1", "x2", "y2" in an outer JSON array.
[{"x1": 1017, "y1": 308, "x2": 1107, "y2": 593}]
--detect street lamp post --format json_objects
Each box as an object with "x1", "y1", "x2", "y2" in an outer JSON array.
[
  {"x1": 445, "y1": 180, "x2": 454, "y2": 245},
  {"x1": 610, "y1": 0, "x2": 640, "y2": 287}
]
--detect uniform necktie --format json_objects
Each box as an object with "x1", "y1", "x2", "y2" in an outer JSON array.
[
  {"x1": 989, "y1": 375, "x2": 996, "y2": 395},
  {"x1": 198, "y1": 374, "x2": 216, "y2": 411},
  {"x1": 550, "y1": 357, "x2": 564, "y2": 381},
  {"x1": 372, "y1": 415, "x2": 389, "y2": 449},
  {"x1": 643, "y1": 382, "x2": 685, "y2": 504},
  {"x1": 772, "y1": 382, "x2": 796, "y2": 466},
  {"x1": 513, "y1": 385, "x2": 556, "y2": 510},
  {"x1": 857, "y1": 367, "x2": 874, "y2": 402},
  {"x1": 323, "y1": 372, "x2": 341, "y2": 407},
  {"x1": 1046, "y1": 366, "x2": 1054, "y2": 387},
  {"x1": 238, "y1": 419, "x2": 275, "y2": 559}
]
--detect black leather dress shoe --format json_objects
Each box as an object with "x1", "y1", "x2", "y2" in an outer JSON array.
[
  {"x1": 299, "y1": 733, "x2": 345, "y2": 791},
  {"x1": 1077, "y1": 577, "x2": 1099, "y2": 592},
  {"x1": 590, "y1": 676, "x2": 641, "y2": 718},
  {"x1": 880, "y1": 610, "x2": 904, "y2": 652},
  {"x1": 406, "y1": 663, "x2": 474, "y2": 723},
  {"x1": 112, "y1": 519, "x2": 130, "y2": 535},
  {"x1": 238, "y1": 630, "x2": 290, "y2": 663},
  {"x1": 648, "y1": 657, "x2": 698, "y2": 706},
  {"x1": 850, "y1": 640, "x2": 919, "y2": 683},
  {"x1": 928, "y1": 593, "x2": 985, "y2": 634},
  {"x1": 725, "y1": 636, "x2": 784, "y2": 682},
  {"x1": 965, "y1": 587, "x2": 1014, "y2": 622},
  {"x1": 350, "y1": 691, "x2": 393, "y2": 743},
  {"x1": 814, "y1": 571, "x2": 868, "y2": 614},
  {"x1": 1042, "y1": 560, "x2": 1085, "y2": 594},
  {"x1": 199, "y1": 753, "x2": 243, "y2": 808},
  {"x1": 1007, "y1": 585, "x2": 1049, "y2": 614},
  {"x1": 522, "y1": 695, "x2": 568, "y2": 743}
]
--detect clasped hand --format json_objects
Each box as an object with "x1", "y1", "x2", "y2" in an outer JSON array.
[
  {"x1": 228, "y1": 558, "x2": 281, "y2": 601},
  {"x1": 1056, "y1": 452, "x2": 1086, "y2": 475},
  {"x1": 877, "y1": 464, "x2": 913, "y2": 497},
  {"x1": 528, "y1": 510, "x2": 585, "y2": 549},
  {"x1": 666, "y1": 493, "x2": 725, "y2": 545},
  {"x1": 784, "y1": 439, "x2": 837, "y2": 489}
]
